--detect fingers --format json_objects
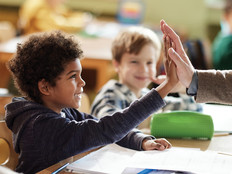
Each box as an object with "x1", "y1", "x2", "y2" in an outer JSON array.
[
  {"x1": 160, "y1": 19, "x2": 166, "y2": 35},
  {"x1": 163, "y1": 35, "x2": 167, "y2": 60},
  {"x1": 149, "y1": 139, "x2": 172, "y2": 151},
  {"x1": 161, "y1": 19, "x2": 194, "y2": 89},
  {"x1": 169, "y1": 47, "x2": 195, "y2": 88},
  {"x1": 163, "y1": 25, "x2": 184, "y2": 54},
  {"x1": 160, "y1": 20, "x2": 181, "y2": 46},
  {"x1": 143, "y1": 138, "x2": 172, "y2": 151},
  {"x1": 163, "y1": 35, "x2": 173, "y2": 78},
  {"x1": 171, "y1": 40, "x2": 176, "y2": 51},
  {"x1": 150, "y1": 142, "x2": 166, "y2": 151},
  {"x1": 168, "y1": 48, "x2": 185, "y2": 68},
  {"x1": 151, "y1": 75, "x2": 166, "y2": 85},
  {"x1": 154, "y1": 138, "x2": 172, "y2": 149},
  {"x1": 164, "y1": 35, "x2": 171, "y2": 62},
  {"x1": 160, "y1": 19, "x2": 186, "y2": 60}
]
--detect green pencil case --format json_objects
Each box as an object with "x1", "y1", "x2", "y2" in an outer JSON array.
[{"x1": 150, "y1": 110, "x2": 214, "y2": 140}]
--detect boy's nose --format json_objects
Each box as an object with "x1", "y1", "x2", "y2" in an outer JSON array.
[
  {"x1": 78, "y1": 78, "x2": 86, "y2": 87},
  {"x1": 140, "y1": 64, "x2": 148, "y2": 72}
]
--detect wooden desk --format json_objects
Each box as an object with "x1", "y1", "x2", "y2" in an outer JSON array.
[
  {"x1": 0, "y1": 35, "x2": 115, "y2": 93},
  {"x1": 37, "y1": 148, "x2": 99, "y2": 174},
  {"x1": 38, "y1": 135, "x2": 232, "y2": 173},
  {"x1": 168, "y1": 135, "x2": 232, "y2": 154}
]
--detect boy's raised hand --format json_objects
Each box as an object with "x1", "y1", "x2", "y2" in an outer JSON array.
[
  {"x1": 155, "y1": 31, "x2": 179, "y2": 98},
  {"x1": 152, "y1": 75, "x2": 186, "y2": 94},
  {"x1": 160, "y1": 19, "x2": 195, "y2": 88},
  {"x1": 142, "y1": 138, "x2": 172, "y2": 151},
  {"x1": 163, "y1": 34, "x2": 178, "y2": 88}
]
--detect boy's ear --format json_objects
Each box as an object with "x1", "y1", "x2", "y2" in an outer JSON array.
[
  {"x1": 38, "y1": 79, "x2": 50, "y2": 95},
  {"x1": 112, "y1": 59, "x2": 120, "y2": 73}
]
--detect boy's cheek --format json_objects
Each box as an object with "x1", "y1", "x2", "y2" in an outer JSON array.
[{"x1": 149, "y1": 68, "x2": 156, "y2": 79}]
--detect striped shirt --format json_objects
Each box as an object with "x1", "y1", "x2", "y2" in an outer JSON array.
[{"x1": 91, "y1": 80, "x2": 203, "y2": 120}]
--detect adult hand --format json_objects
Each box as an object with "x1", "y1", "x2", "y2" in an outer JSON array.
[
  {"x1": 160, "y1": 19, "x2": 195, "y2": 88},
  {"x1": 155, "y1": 33, "x2": 179, "y2": 98}
]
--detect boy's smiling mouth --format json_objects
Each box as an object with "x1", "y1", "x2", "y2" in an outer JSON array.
[
  {"x1": 74, "y1": 93, "x2": 82, "y2": 99},
  {"x1": 135, "y1": 76, "x2": 149, "y2": 81}
]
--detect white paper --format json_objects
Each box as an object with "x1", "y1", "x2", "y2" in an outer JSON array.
[
  {"x1": 203, "y1": 104, "x2": 232, "y2": 133},
  {"x1": 127, "y1": 148, "x2": 232, "y2": 174},
  {"x1": 67, "y1": 144, "x2": 137, "y2": 174},
  {"x1": 67, "y1": 144, "x2": 232, "y2": 174}
]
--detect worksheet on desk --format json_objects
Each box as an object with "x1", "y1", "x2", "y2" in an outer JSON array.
[
  {"x1": 127, "y1": 148, "x2": 232, "y2": 174},
  {"x1": 67, "y1": 144, "x2": 137, "y2": 174},
  {"x1": 66, "y1": 144, "x2": 232, "y2": 174}
]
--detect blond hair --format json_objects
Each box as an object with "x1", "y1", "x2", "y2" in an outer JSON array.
[{"x1": 111, "y1": 26, "x2": 161, "y2": 62}]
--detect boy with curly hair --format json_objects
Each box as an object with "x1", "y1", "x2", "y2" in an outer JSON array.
[{"x1": 5, "y1": 30, "x2": 176, "y2": 174}]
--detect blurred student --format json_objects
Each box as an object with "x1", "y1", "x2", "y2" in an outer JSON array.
[
  {"x1": 5, "y1": 30, "x2": 176, "y2": 173},
  {"x1": 161, "y1": 19, "x2": 232, "y2": 105},
  {"x1": 18, "y1": 0, "x2": 91, "y2": 35},
  {"x1": 90, "y1": 26, "x2": 202, "y2": 128},
  {"x1": 212, "y1": 0, "x2": 232, "y2": 70}
]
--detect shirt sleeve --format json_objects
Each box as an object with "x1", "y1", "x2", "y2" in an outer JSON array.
[
  {"x1": 34, "y1": 89, "x2": 165, "y2": 162},
  {"x1": 186, "y1": 71, "x2": 198, "y2": 96},
  {"x1": 116, "y1": 129, "x2": 155, "y2": 151}
]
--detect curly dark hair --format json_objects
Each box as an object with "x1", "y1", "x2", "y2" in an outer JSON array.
[{"x1": 7, "y1": 31, "x2": 83, "y2": 103}]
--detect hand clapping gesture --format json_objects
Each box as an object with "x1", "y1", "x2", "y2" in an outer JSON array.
[{"x1": 160, "y1": 19, "x2": 195, "y2": 88}]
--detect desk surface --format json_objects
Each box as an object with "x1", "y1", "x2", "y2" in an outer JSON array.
[
  {"x1": 33, "y1": 104, "x2": 232, "y2": 173},
  {"x1": 38, "y1": 135, "x2": 232, "y2": 174}
]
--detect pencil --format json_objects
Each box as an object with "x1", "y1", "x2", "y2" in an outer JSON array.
[
  {"x1": 218, "y1": 152, "x2": 232, "y2": 156},
  {"x1": 213, "y1": 132, "x2": 230, "y2": 137}
]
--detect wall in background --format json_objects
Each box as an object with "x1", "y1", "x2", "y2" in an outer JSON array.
[
  {"x1": 0, "y1": 0, "x2": 224, "y2": 40},
  {"x1": 65, "y1": 0, "x2": 224, "y2": 40}
]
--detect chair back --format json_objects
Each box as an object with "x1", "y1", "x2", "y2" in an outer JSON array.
[
  {"x1": 0, "y1": 120, "x2": 18, "y2": 170},
  {"x1": 0, "y1": 94, "x2": 12, "y2": 120},
  {"x1": 0, "y1": 138, "x2": 10, "y2": 165}
]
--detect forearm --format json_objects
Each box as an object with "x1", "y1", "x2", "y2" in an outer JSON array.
[
  {"x1": 116, "y1": 129, "x2": 154, "y2": 151},
  {"x1": 47, "y1": 89, "x2": 165, "y2": 156},
  {"x1": 196, "y1": 70, "x2": 232, "y2": 104}
]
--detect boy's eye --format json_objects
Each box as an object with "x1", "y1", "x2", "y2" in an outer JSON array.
[
  {"x1": 131, "y1": 60, "x2": 138, "y2": 63},
  {"x1": 70, "y1": 74, "x2": 76, "y2": 79},
  {"x1": 147, "y1": 61, "x2": 153, "y2": 65}
]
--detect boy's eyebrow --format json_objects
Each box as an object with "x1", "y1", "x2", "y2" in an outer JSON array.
[{"x1": 66, "y1": 70, "x2": 80, "y2": 75}]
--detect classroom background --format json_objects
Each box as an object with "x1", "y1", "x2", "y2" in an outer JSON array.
[
  {"x1": 0, "y1": 0, "x2": 224, "y2": 39},
  {"x1": 0, "y1": 0, "x2": 226, "y2": 117},
  {"x1": 1, "y1": 1, "x2": 232, "y2": 173}
]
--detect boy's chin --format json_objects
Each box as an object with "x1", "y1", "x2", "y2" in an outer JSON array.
[
  {"x1": 137, "y1": 84, "x2": 149, "y2": 89},
  {"x1": 75, "y1": 103, "x2": 81, "y2": 109}
]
